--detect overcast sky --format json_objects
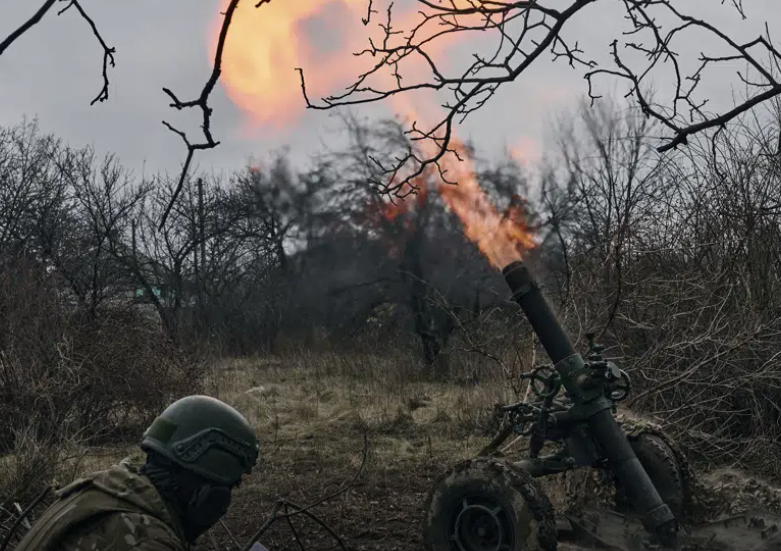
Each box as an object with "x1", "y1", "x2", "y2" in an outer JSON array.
[{"x1": 1, "y1": 0, "x2": 778, "y2": 181}]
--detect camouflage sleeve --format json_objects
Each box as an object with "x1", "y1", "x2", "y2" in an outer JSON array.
[{"x1": 58, "y1": 511, "x2": 185, "y2": 551}]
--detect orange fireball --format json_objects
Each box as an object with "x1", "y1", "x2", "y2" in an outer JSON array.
[{"x1": 211, "y1": 0, "x2": 368, "y2": 128}]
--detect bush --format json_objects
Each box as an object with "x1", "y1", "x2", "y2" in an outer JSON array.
[{"x1": 0, "y1": 256, "x2": 204, "y2": 502}]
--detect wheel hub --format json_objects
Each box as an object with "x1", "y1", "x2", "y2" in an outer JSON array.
[{"x1": 451, "y1": 498, "x2": 514, "y2": 551}]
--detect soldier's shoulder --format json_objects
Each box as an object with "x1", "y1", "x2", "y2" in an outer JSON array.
[{"x1": 60, "y1": 510, "x2": 185, "y2": 551}]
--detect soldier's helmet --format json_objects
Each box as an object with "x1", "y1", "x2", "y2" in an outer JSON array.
[{"x1": 141, "y1": 395, "x2": 260, "y2": 486}]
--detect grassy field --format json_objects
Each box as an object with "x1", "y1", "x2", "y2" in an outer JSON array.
[{"x1": 201, "y1": 351, "x2": 517, "y2": 551}]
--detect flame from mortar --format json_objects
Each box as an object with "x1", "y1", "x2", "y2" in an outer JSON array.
[{"x1": 213, "y1": 1, "x2": 538, "y2": 268}]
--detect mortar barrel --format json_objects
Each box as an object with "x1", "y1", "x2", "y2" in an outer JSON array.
[
  {"x1": 501, "y1": 259, "x2": 677, "y2": 542},
  {"x1": 502, "y1": 260, "x2": 574, "y2": 364}
]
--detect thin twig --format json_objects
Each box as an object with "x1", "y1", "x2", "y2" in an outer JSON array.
[
  {"x1": 240, "y1": 433, "x2": 368, "y2": 551},
  {"x1": 0, "y1": 486, "x2": 51, "y2": 551}
]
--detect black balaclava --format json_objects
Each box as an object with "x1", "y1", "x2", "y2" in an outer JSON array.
[{"x1": 140, "y1": 451, "x2": 234, "y2": 544}]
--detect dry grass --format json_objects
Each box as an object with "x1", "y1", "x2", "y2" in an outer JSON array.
[
  {"x1": 205, "y1": 352, "x2": 509, "y2": 496},
  {"x1": 207, "y1": 352, "x2": 515, "y2": 443},
  {"x1": 194, "y1": 351, "x2": 577, "y2": 551}
]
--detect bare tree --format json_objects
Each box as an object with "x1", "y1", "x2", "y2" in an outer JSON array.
[
  {"x1": 321, "y1": 115, "x2": 533, "y2": 369},
  {"x1": 52, "y1": 148, "x2": 149, "y2": 318},
  {"x1": 543, "y1": 98, "x2": 676, "y2": 336},
  {"x1": 0, "y1": 120, "x2": 65, "y2": 256},
  {"x1": 297, "y1": 0, "x2": 781, "y2": 196},
  {"x1": 536, "y1": 97, "x2": 781, "y2": 473},
  {"x1": 188, "y1": 161, "x2": 321, "y2": 351},
  {"x1": 118, "y1": 174, "x2": 241, "y2": 336},
  {"x1": 0, "y1": 121, "x2": 153, "y2": 317},
  {"x1": 231, "y1": 155, "x2": 321, "y2": 272}
]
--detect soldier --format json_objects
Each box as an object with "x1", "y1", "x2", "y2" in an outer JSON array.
[{"x1": 14, "y1": 395, "x2": 260, "y2": 551}]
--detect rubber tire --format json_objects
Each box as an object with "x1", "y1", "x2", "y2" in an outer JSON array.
[
  {"x1": 422, "y1": 457, "x2": 558, "y2": 551},
  {"x1": 614, "y1": 433, "x2": 685, "y2": 520}
]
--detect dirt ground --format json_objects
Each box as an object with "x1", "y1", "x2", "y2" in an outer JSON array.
[{"x1": 199, "y1": 354, "x2": 512, "y2": 551}]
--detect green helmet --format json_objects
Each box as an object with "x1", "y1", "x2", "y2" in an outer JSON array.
[{"x1": 141, "y1": 395, "x2": 260, "y2": 486}]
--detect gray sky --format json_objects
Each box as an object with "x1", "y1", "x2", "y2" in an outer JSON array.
[{"x1": 1, "y1": 0, "x2": 778, "y2": 181}]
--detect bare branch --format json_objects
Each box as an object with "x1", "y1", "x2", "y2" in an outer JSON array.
[
  {"x1": 238, "y1": 433, "x2": 368, "y2": 551},
  {"x1": 159, "y1": 0, "x2": 273, "y2": 230},
  {"x1": 0, "y1": 0, "x2": 115, "y2": 105},
  {"x1": 297, "y1": 0, "x2": 781, "y2": 196},
  {"x1": 0, "y1": 1, "x2": 56, "y2": 58},
  {"x1": 57, "y1": 1, "x2": 116, "y2": 105}
]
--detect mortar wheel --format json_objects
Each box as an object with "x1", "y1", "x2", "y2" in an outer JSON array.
[
  {"x1": 422, "y1": 457, "x2": 558, "y2": 551},
  {"x1": 614, "y1": 432, "x2": 685, "y2": 519}
]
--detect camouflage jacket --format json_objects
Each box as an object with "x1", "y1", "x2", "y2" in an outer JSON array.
[{"x1": 14, "y1": 458, "x2": 186, "y2": 551}]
